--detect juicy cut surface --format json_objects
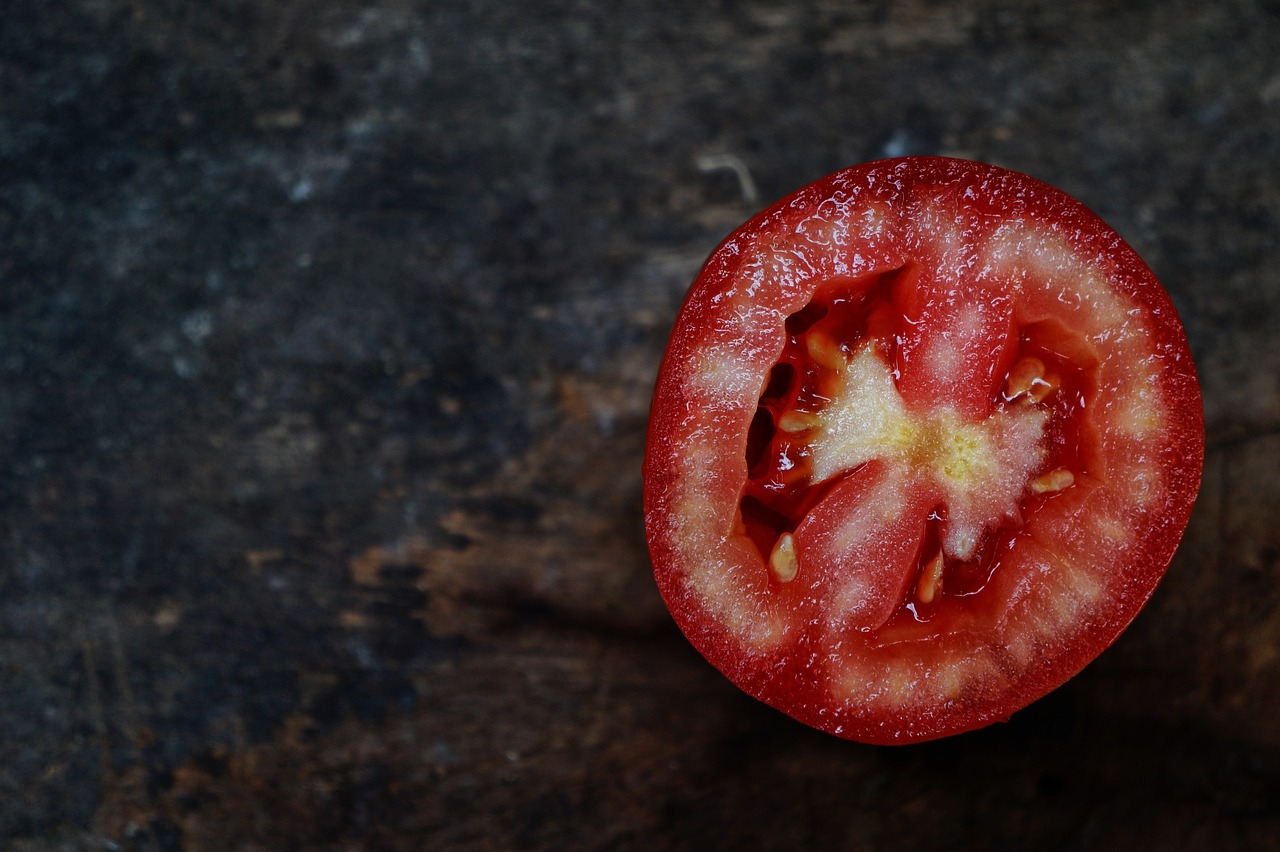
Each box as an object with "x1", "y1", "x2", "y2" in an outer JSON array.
[
  {"x1": 741, "y1": 270, "x2": 1094, "y2": 625},
  {"x1": 645, "y1": 158, "x2": 1203, "y2": 744}
]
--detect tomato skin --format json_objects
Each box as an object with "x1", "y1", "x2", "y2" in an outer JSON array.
[{"x1": 644, "y1": 158, "x2": 1203, "y2": 745}]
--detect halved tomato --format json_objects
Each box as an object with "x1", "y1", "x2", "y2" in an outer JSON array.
[{"x1": 644, "y1": 157, "x2": 1203, "y2": 745}]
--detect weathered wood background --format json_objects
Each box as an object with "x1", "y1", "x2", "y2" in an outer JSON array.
[{"x1": 3, "y1": 1, "x2": 1278, "y2": 848}]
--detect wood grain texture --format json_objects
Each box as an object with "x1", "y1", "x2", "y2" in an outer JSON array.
[{"x1": 2, "y1": 0, "x2": 1278, "y2": 848}]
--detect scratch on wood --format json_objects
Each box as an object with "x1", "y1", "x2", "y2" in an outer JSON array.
[
  {"x1": 245, "y1": 548, "x2": 285, "y2": 572},
  {"x1": 82, "y1": 641, "x2": 110, "y2": 769},
  {"x1": 697, "y1": 153, "x2": 760, "y2": 205},
  {"x1": 108, "y1": 615, "x2": 140, "y2": 751},
  {"x1": 581, "y1": 641, "x2": 612, "y2": 752}
]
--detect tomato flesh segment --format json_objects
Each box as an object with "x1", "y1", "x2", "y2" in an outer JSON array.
[
  {"x1": 739, "y1": 273, "x2": 1096, "y2": 627},
  {"x1": 789, "y1": 462, "x2": 929, "y2": 633}
]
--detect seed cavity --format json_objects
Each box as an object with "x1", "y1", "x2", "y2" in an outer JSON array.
[
  {"x1": 1030, "y1": 468, "x2": 1075, "y2": 494},
  {"x1": 769, "y1": 533, "x2": 799, "y2": 583}
]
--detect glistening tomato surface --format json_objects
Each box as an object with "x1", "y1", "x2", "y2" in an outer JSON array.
[{"x1": 643, "y1": 157, "x2": 1203, "y2": 745}]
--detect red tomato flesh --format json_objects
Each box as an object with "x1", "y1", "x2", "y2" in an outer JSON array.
[{"x1": 644, "y1": 157, "x2": 1203, "y2": 745}]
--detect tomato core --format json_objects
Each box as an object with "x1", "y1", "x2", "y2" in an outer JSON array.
[{"x1": 739, "y1": 270, "x2": 1098, "y2": 622}]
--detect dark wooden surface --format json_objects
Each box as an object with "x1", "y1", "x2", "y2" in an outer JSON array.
[{"x1": 3, "y1": 1, "x2": 1279, "y2": 849}]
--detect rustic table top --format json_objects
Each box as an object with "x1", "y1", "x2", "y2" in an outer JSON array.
[{"x1": 3, "y1": 1, "x2": 1278, "y2": 849}]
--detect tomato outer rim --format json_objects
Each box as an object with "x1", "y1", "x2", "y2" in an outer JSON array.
[{"x1": 643, "y1": 157, "x2": 1205, "y2": 746}]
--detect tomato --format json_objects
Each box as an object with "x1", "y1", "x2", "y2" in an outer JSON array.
[{"x1": 643, "y1": 157, "x2": 1203, "y2": 745}]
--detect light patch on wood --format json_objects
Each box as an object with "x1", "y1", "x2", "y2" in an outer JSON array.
[
  {"x1": 349, "y1": 540, "x2": 427, "y2": 586},
  {"x1": 153, "y1": 601, "x2": 184, "y2": 631},
  {"x1": 245, "y1": 548, "x2": 285, "y2": 572},
  {"x1": 338, "y1": 609, "x2": 369, "y2": 629}
]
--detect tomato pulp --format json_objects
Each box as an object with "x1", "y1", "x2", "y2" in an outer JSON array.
[{"x1": 643, "y1": 157, "x2": 1203, "y2": 745}]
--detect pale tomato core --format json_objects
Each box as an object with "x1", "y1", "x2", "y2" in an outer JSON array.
[{"x1": 742, "y1": 269, "x2": 1087, "y2": 629}]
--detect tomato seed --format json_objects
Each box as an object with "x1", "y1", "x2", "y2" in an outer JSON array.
[
  {"x1": 778, "y1": 411, "x2": 820, "y2": 433},
  {"x1": 1030, "y1": 468, "x2": 1075, "y2": 494},
  {"x1": 770, "y1": 533, "x2": 799, "y2": 583},
  {"x1": 1005, "y1": 356, "x2": 1046, "y2": 401},
  {"x1": 916, "y1": 550, "x2": 945, "y2": 605},
  {"x1": 1027, "y1": 372, "x2": 1060, "y2": 404},
  {"x1": 806, "y1": 333, "x2": 848, "y2": 372}
]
